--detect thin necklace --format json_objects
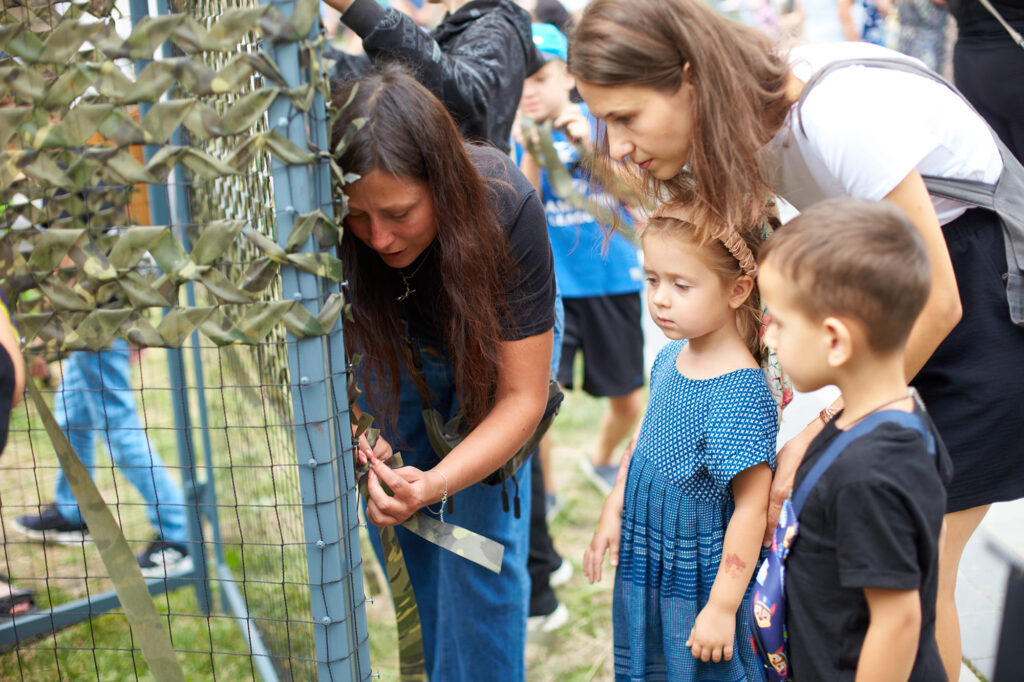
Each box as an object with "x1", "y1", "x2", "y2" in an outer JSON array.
[
  {"x1": 838, "y1": 391, "x2": 913, "y2": 429},
  {"x1": 396, "y1": 251, "x2": 430, "y2": 302}
]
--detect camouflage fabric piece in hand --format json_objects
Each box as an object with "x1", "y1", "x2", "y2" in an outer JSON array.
[{"x1": 356, "y1": 445, "x2": 505, "y2": 681}]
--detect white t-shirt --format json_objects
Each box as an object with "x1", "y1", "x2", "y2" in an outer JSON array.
[{"x1": 762, "y1": 42, "x2": 1003, "y2": 225}]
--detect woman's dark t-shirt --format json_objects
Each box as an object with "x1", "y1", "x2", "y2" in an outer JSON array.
[
  {"x1": 787, "y1": 405, "x2": 953, "y2": 681},
  {"x1": 399, "y1": 145, "x2": 555, "y2": 345}
]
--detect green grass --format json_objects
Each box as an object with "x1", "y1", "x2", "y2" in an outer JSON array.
[{"x1": 0, "y1": 346, "x2": 627, "y2": 681}]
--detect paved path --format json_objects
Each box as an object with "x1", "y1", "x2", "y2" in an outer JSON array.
[{"x1": 956, "y1": 499, "x2": 1022, "y2": 681}]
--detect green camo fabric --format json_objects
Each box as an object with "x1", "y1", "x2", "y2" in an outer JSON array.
[
  {"x1": 26, "y1": 379, "x2": 186, "y2": 682},
  {"x1": 0, "y1": 0, "x2": 343, "y2": 357},
  {"x1": 354, "y1": 426, "x2": 506, "y2": 681}
]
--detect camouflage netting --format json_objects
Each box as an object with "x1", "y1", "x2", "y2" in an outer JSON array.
[
  {"x1": 0, "y1": 0, "x2": 345, "y2": 354},
  {"x1": 0, "y1": 0, "x2": 366, "y2": 679}
]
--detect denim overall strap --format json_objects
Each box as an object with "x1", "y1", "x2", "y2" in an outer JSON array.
[{"x1": 791, "y1": 410, "x2": 933, "y2": 517}]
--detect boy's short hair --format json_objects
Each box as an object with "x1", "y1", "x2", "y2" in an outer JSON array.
[{"x1": 759, "y1": 198, "x2": 931, "y2": 353}]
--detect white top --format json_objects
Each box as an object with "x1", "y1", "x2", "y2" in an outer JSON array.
[{"x1": 762, "y1": 42, "x2": 1003, "y2": 225}]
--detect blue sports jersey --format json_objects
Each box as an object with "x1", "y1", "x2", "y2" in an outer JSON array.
[{"x1": 513, "y1": 105, "x2": 643, "y2": 298}]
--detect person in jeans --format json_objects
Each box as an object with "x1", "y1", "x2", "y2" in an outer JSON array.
[{"x1": 13, "y1": 340, "x2": 192, "y2": 577}]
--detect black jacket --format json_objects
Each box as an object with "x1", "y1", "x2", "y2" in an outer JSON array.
[{"x1": 335, "y1": 0, "x2": 543, "y2": 153}]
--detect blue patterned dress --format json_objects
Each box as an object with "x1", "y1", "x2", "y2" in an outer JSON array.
[{"x1": 613, "y1": 341, "x2": 778, "y2": 681}]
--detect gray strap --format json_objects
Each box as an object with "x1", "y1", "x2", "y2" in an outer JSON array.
[{"x1": 796, "y1": 57, "x2": 1024, "y2": 324}]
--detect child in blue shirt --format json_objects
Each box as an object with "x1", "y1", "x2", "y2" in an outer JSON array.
[
  {"x1": 514, "y1": 24, "x2": 646, "y2": 495},
  {"x1": 584, "y1": 202, "x2": 778, "y2": 681}
]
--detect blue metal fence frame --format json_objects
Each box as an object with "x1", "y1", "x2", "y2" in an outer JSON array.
[{"x1": 261, "y1": 0, "x2": 371, "y2": 677}]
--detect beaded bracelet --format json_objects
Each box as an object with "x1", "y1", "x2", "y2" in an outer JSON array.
[{"x1": 819, "y1": 405, "x2": 838, "y2": 425}]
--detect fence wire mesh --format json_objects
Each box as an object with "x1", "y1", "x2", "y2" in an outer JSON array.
[{"x1": 0, "y1": 0, "x2": 369, "y2": 679}]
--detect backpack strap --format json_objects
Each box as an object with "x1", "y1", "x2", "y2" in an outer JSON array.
[
  {"x1": 795, "y1": 57, "x2": 1024, "y2": 325},
  {"x1": 790, "y1": 410, "x2": 935, "y2": 517}
]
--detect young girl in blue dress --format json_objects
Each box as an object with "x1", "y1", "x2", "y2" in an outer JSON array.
[{"x1": 584, "y1": 202, "x2": 778, "y2": 681}]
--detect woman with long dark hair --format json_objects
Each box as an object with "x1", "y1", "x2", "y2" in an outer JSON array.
[
  {"x1": 331, "y1": 65, "x2": 555, "y2": 681},
  {"x1": 567, "y1": 1, "x2": 1024, "y2": 679}
]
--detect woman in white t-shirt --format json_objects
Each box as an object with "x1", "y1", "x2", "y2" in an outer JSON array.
[{"x1": 568, "y1": 1, "x2": 1024, "y2": 679}]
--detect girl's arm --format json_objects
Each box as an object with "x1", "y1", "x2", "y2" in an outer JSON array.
[
  {"x1": 688, "y1": 462, "x2": 773, "y2": 662},
  {"x1": 365, "y1": 328, "x2": 553, "y2": 526},
  {"x1": 765, "y1": 170, "x2": 960, "y2": 542},
  {"x1": 583, "y1": 415, "x2": 643, "y2": 583}
]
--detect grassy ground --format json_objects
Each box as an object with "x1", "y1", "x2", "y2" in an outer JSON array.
[{"x1": 0, "y1": 347, "x2": 623, "y2": 680}]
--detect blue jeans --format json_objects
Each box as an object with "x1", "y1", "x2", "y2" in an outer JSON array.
[
  {"x1": 52, "y1": 340, "x2": 187, "y2": 544},
  {"x1": 364, "y1": 345, "x2": 531, "y2": 681}
]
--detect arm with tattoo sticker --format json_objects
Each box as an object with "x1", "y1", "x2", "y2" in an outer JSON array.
[{"x1": 687, "y1": 462, "x2": 773, "y2": 663}]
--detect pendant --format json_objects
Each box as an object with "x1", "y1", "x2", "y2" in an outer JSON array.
[{"x1": 396, "y1": 282, "x2": 414, "y2": 302}]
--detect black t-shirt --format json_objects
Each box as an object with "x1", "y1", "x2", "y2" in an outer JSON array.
[
  {"x1": 399, "y1": 145, "x2": 555, "y2": 345},
  {"x1": 787, "y1": 405, "x2": 953, "y2": 681},
  {"x1": 950, "y1": 0, "x2": 1024, "y2": 41}
]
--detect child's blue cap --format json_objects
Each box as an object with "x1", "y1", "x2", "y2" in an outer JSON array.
[{"x1": 532, "y1": 23, "x2": 568, "y2": 63}]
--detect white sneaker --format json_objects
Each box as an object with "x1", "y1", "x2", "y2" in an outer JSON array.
[
  {"x1": 527, "y1": 601, "x2": 569, "y2": 634},
  {"x1": 137, "y1": 539, "x2": 194, "y2": 578},
  {"x1": 549, "y1": 560, "x2": 573, "y2": 588}
]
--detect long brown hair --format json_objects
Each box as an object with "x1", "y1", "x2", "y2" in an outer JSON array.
[
  {"x1": 331, "y1": 64, "x2": 513, "y2": 430},
  {"x1": 568, "y1": 0, "x2": 792, "y2": 229}
]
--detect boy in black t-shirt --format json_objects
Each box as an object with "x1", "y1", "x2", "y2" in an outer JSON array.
[{"x1": 757, "y1": 198, "x2": 953, "y2": 681}]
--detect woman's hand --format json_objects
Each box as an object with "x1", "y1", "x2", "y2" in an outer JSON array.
[
  {"x1": 763, "y1": 424, "x2": 817, "y2": 546},
  {"x1": 364, "y1": 458, "x2": 444, "y2": 527},
  {"x1": 583, "y1": 498, "x2": 622, "y2": 583},
  {"x1": 353, "y1": 428, "x2": 392, "y2": 467},
  {"x1": 687, "y1": 599, "x2": 736, "y2": 662}
]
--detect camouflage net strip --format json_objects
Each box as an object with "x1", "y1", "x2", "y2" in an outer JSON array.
[
  {"x1": 351, "y1": 414, "x2": 504, "y2": 681},
  {"x1": 1, "y1": 0, "x2": 343, "y2": 358},
  {"x1": 4, "y1": 211, "x2": 346, "y2": 355}
]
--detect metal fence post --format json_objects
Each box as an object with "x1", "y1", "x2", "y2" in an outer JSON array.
[
  {"x1": 128, "y1": 0, "x2": 213, "y2": 617},
  {"x1": 260, "y1": 1, "x2": 371, "y2": 679}
]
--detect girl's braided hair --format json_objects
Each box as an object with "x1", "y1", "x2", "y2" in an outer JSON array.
[{"x1": 643, "y1": 200, "x2": 775, "y2": 364}]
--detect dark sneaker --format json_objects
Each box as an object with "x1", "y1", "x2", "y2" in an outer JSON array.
[
  {"x1": 12, "y1": 505, "x2": 90, "y2": 545},
  {"x1": 137, "y1": 539, "x2": 193, "y2": 578}
]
